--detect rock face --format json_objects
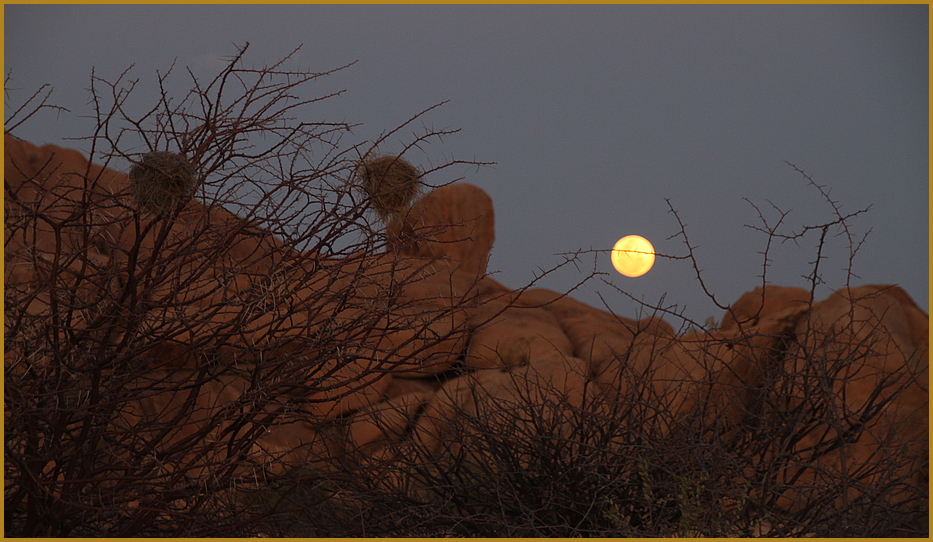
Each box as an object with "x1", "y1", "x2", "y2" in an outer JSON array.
[
  {"x1": 412, "y1": 352, "x2": 590, "y2": 467},
  {"x1": 514, "y1": 287, "x2": 645, "y2": 377},
  {"x1": 775, "y1": 284, "x2": 929, "y2": 511},
  {"x1": 386, "y1": 182, "x2": 495, "y2": 279},
  {"x1": 111, "y1": 370, "x2": 334, "y2": 478},
  {"x1": 719, "y1": 285, "x2": 812, "y2": 330},
  {"x1": 6, "y1": 136, "x2": 927, "y2": 524},
  {"x1": 465, "y1": 298, "x2": 574, "y2": 369},
  {"x1": 597, "y1": 305, "x2": 806, "y2": 433}
]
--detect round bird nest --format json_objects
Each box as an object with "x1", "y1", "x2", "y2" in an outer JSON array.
[
  {"x1": 128, "y1": 151, "x2": 199, "y2": 215},
  {"x1": 355, "y1": 154, "x2": 423, "y2": 220}
]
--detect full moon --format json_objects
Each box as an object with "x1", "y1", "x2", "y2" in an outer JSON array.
[{"x1": 611, "y1": 235, "x2": 655, "y2": 277}]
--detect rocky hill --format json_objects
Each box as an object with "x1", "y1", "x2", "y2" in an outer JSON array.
[{"x1": 5, "y1": 134, "x2": 928, "y2": 536}]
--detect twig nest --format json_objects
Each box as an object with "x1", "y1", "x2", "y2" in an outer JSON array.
[
  {"x1": 128, "y1": 151, "x2": 199, "y2": 215},
  {"x1": 355, "y1": 154, "x2": 422, "y2": 220}
]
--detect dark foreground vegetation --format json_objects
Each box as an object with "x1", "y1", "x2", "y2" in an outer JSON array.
[{"x1": 5, "y1": 45, "x2": 927, "y2": 537}]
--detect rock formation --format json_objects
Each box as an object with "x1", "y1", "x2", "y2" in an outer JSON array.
[
  {"x1": 5, "y1": 135, "x2": 927, "y2": 531},
  {"x1": 386, "y1": 182, "x2": 495, "y2": 279},
  {"x1": 774, "y1": 284, "x2": 929, "y2": 511},
  {"x1": 719, "y1": 284, "x2": 812, "y2": 330}
]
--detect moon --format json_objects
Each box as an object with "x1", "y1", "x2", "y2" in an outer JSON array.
[{"x1": 611, "y1": 235, "x2": 655, "y2": 277}]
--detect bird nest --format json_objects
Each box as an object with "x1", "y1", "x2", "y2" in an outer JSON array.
[
  {"x1": 128, "y1": 151, "x2": 199, "y2": 215},
  {"x1": 355, "y1": 154, "x2": 423, "y2": 220}
]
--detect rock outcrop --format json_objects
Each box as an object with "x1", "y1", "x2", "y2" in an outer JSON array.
[
  {"x1": 413, "y1": 352, "x2": 590, "y2": 466},
  {"x1": 5, "y1": 135, "x2": 927, "y2": 524},
  {"x1": 774, "y1": 284, "x2": 929, "y2": 511},
  {"x1": 386, "y1": 182, "x2": 495, "y2": 279},
  {"x1": 719, "y1": 284, "x2": 812, "y2": 330}
]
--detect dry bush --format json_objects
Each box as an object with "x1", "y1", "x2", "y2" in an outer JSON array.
[
  {"x1": 228, "y1": 167, "x2": 926, "y2": 538},
  {"x1": 3, "y1": 43, "x2": 487, "y2": 536},
  {"x1": 4, "y1": 43, "x2": 925, "y2": 538}
]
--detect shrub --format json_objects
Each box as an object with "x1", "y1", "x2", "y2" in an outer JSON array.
[
  {"x1": 3, "y1": 43, "x2": 481, "y2": 536},
  {"x1": 4, "y1": 43, "x2": 926, "y2": 538}
]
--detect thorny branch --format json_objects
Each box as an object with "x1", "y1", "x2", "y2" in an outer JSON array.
[{"x1": 3, "y1": 42, "x2": 924, "y2": 538}]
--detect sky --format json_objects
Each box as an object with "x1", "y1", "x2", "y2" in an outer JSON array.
[{"x1": 4, "y1": 4, "x2": 928, "y2": 328}]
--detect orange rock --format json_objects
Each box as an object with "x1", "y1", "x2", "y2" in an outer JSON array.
[
  {"x1": 590, "y1": 296, "x2": 808, "y2": 440},
  {"x1": 11, "y1": 136, "x2": 927, "y2": 517},
  {"x1": 177, "y1": 253, "x2": 472, "y2": 379},
  {"x1": 322, "y1": 252, "x2": 479, "y2": 377},
  {"x1": 474, "y1": 275, "x2": 512, "y2": 298},
  {"x1": 771, "y1": 284, "x2": 928, "y2": 512},
  {"x1": 411, "y1": 373, "x2": 476, "y2": 456},
  {"x1": 382, "y1": 376, "x2": 440, "y2": 400},
  {"x1": 630, "y1": 300, "x2": 809, "y2": 439},
  {"x1": 386, "y1": 183, "x2": 495, "y2": 279},
  {"x1": 308, "y1": 361, "x2": 395, "y2": 420},
  {"x1": 347, "y1": 391, "x2": 433, "y2": 457},
  {"x1": 111, "y1": 370, "x2": 335, "y2": 479},
  {"x1": 6, "y1": 137, "x2": 478, "y2": 379},
  {"x1": 466, "y1": 296, "x2": 573, "y2": 369},
  {"x1": 5, "y1": 135, "x2": 131, "y2": 313},
  {"x1": 359, "y1": 257, "x2": 473, "y2": 377},
  {"x1": 5, "y1": 135, "x2": 303, "y2": 371},
  {"x1": 5, "y1": 135, "x2": 296, "y2": 283},
  {"x1": 720, "y1": 285, "x2": 811, "y2": 330},
  {"x1": 413, "y1": 353, "x2": 589, "y2": 463},
  {"x1": 637, "y1": 315, "x2": 676, "y2": 337},
  {"x1": 515, "y1": 288, "x2": 646, "y2": 377},
  {"x1": 372, "y1": 303, "x2": 469, "y2": 377}
]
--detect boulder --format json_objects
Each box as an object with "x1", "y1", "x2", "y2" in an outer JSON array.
[
  {"x1": 516, "y1": 288, "x2": 674, "y2": 380},
  {"x1": 111, "y1": 370, "x2": 336, "y2": 479},
  {"x1": 4, "y1": 135, "x2": 297, "y2": 284},
  {"x1": 379, "y1": 260, "x2": 476, "y2": 377},
  {"x1": 8, "y1": 136, "x2": 928, "y2": 526},
  {"x1": 386, "y1": 183, "x2": 495, "y2": 279},
  {"x1": 473, "y1": 275, "x2": 512, "y2": 298},
  {"x1": 596, "y1": 301, "x2": 806, "y2": 435},
  {"x1": 382, "y1": 375, "x2": 441, "y2": 399},
  {"x1": 637, "y1": 315, "x2": 676, "y2": 338},
  {"x1": 347, "y1": 391, "x2": 434, "y2": 458},
  {"x1": 413, "y1": 353, "x2": 590, "y2": 465},
  {"x1": 720, "y1": 285, "x2": 811, "y2": 330},
  {"x1": 466, "y1": 296, "x2": 573, "y2": 369},
  {"x1": 4, "y1": 135, "x2": 304, "y2": 371},
  {"x1": 515, "y1": 288, "x2": 649, "y2": 378},
  {"x1": 5, "y1": 135, "x2": 133, "y2": 340},
  {"x1": 770, "y1": 284, "x2": 928, "y2": 512},
  {"x1": 308, "y1": 255, "x2": 477, "y2": 379}
]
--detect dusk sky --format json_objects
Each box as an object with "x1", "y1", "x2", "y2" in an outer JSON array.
[{"x1": 5, "y1": 4, "x2": 928, "y2": 328}]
